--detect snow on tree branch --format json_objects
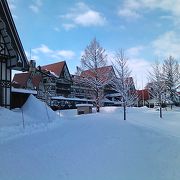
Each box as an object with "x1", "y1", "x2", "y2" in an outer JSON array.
[
  {"x1": 75, "y1": 38, "x2": 110, "y2": 112},
  {"x1": 110, "y1": 49, "x2": 137, "y2": 120}
]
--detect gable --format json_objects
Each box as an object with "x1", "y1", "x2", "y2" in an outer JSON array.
[
  {"x1": 41, "y1": 61, "x2": 65, "y2": 77},
  {"x1": 12, "y1": 72, "x2": 31, "y2": 88},
  {"x1": 0, "y1": 0, "x2": 29, "y2": 71},
  {"x1": 60, "y1": 63, "x2": 72, "y2": 81},
  {"x1": 41, "y1": 61, "x2": 72, "y2": 82}
]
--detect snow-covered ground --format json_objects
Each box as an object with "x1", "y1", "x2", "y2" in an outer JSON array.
[{"x1": 1, "y1": 96, "x2": 180, "y2": 180}]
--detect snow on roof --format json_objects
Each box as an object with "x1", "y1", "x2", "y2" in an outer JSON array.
[
  {"x1": 51, "y1": 96, "x2": 94, "y2": 102},
  {"x1": 41, "y1": 61, "x2": 65, "y2": 77},
  {"x1": 114, "y1": 101, "x2": 123, "y2": 105},
  {"x1": 102, "y1": 98, "x2": 114, "y2": 103},
  {"x1": 105, "y1": 93, "x2": 121, "y2": 97},
  {"x1": 12, "y1": 87, "x2": 37, "y2": 94},
  {"x1": 49, "y1": 70, "x2": 59, "y2": 78},
  {"x1": 76, "y1": 104, "x2": 93, "y2": 107}
]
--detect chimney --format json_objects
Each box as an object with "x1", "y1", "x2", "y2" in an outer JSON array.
[{"x1": 29, "y1": 60, "x2": 36, "y2": 72}]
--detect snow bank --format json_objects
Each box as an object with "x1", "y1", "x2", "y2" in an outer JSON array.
[
  {"x1": 1, "y1": 106, "x2": 180, "y2": 180},
  {"x1": 0, "y1": 107, "x2": 21, "y2": 127},
  {"x1": 0, "y1": 95, "x2": 58, "y2": 128},
  {"x1": 0, "y1": 95, "x2": 59, "y2": 142},
  {"x1": 22, "y1": 94, "x2": 58, "y2": 125}
]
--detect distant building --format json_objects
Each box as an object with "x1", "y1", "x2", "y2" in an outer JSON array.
[
  {"x1": 12, "y1": 64, "x2": 51, "y2": 108},
  {"x1": 12, "y1": 61, "x2": 72, "y2": 107},
  {"x1": 71, "y1": 66, "x2": 116, "y2": 100},
  {"x1": 71, "y1": 66, "x2": 136, "y2": 106},
  {"x1": 71, "y1": 74, "x2": 94, "y2": 99},
  {"x1": 0, "y1": 0, "x2": 29, "y2": 109},
  {"x1": 137, "y1": 89, "x2": 151, "y2": 107},
  {"x1": 41, "y1": 61, "x2": 72, "y2": 97},
  {"x1": 105, "y1": 77, "x2": 136, "y2": 106}
]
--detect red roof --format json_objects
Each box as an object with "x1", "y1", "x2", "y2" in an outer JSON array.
[
  {"x1": 31, "y1": 74, "x2": 42, "y2": 88},
  {"x1": 12, "y1": 72, "x2": 31, "y2": 88},
  {"x1": 81, "y1": 66, "x2": 113, "y2": 75},
  {"x1": 12, "y1": 72, "x2": 43, "y2": 89},
  {"x1": 41, "y1": 61, "x2": 65, "y2": 77},
  {"x1": 137, "y1": 89, "x2": 150, "y2": 100},
  {"x1": 81, "y1": 66, "x2": 114, "y2": 83}
]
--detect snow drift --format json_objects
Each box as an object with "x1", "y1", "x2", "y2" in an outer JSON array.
[
  {"x1": 1, "y1": 106, "x2": 180, "y2": 180},
  {"x1": 0, "y1": 95, "x2": 59, "y2": 142},
  {"x1": 22, "y1": 94, "x2": 58, "y2": 125},
  {"x1": 0, "y1": 95, "x2": 58, "y2": 128},
  {"x1": 0, "y1": 107, "x2": 21, "y2": 127}
]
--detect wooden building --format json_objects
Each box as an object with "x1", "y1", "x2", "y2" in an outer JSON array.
[
  {"x1": 41, "y1": 61, "x2": 72, "y2": 97},
  {"x1": 12, "y1": 65, "x2": 57, "y2": 106},
  {"x1": 12, "y1": 61, "x2": 72, "y2": 107},
  {"x1": 72, "y1": 66, "x2": 137, "y2": 107},
  {"x1": 71, "y1": 66, "x2": 117, "y2": 100},
  {"x1": 0, "y1": 0, "x2": 29, "y2": 109},
  {"x1": 71, "y1": 74, "x2": 94, "y2": 99}
]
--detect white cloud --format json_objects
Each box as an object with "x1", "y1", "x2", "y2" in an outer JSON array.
[
  {"x1": 152, "y1": 31, "x2": 180, "y2": 58},
  {"x1": 128, "y1": 58, "x2": 151, "y2": 89},
  {"x1": 32, "y1": 44, "x2": 75, "y2": 60},
  {"x1": 25, "y1": 51, "x2": 39, "y2": 61},
  {"x1": 60, "y1": 2, "x2": 106, "y2": 29},
  {"x1": 32, "y1": 44, "x2": 53, "y2": 54},
  {"x1": 29, "y1": 5, "x2": 39, "y2": 13},
  {"x1": 107, "y1": 46, "x2": 144, "y2": 63},
  {"x1": 107, "y1": 48, "x2": 150, "y2": 89},
  {"x1": 62, "y1": 23, "x2": 76, "y2": 31},
  {"x1": 29, "y1": 0, "x2": 42, "y2": 13},
  {"x1": 53, "y1": 27, "x2": 60, "y2": 32},
  {"x1": 125, "y1": 46, "x2": 152, "y2": 88},
  {"x1": 118, "y1": 9, "x2": 140, "y2": 19},
  {"x1": 118, "y1": 0, "x2": 180, "y2": 23},
  {"x1": 52, "y1": 50, "x2": 75, "y2": 60},
  {"x1": 118, "y1": 0, "x2": 141, "y2": 19},
  {"x1": 74, "y1": 10, "x2": 106, "y2": 26},
  {"x1": 126, "y1": 46, "x2": 144, "y2": 57}
]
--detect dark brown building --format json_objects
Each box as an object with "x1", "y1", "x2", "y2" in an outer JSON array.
[
  {"x1": 41, "y1": 61, "x2": 72, "y2": 97},
  {"x1": 71, "y1": 66, "x2": 117, "y2": 99},
  {"x1": 0, "y1": 0, "x2": 29, "y2": 109},
  {"x1": 12, "y1": 61, "x2": 72, "y2": 107}
]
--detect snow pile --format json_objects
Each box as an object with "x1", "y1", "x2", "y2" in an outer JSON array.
[
  {"x1": 100, "y1": 106, "x2": 119, "y2": 113},
  {"x1": 0, "y1": 95, "x2": 59, "y2": 141},
  {"x1": 0, "y1": 107, "x2": 21, "y2": 127},
  {"x1": 22, "y1": 94, "x2": 58, "y2": 125},
  {"x1": 57, "y1": 108, "x2": 76, "y2": 118}
]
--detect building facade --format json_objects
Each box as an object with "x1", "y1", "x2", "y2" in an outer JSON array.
[
  {"x1": 0, "y1": 0, "x2": 29, "y2": 109},
  {"x1": 41, "y1": 61, "x2": 72, "y2": 97},
  {"x1": 12, "y1": 61, "x2": 72, "y2": 107}
]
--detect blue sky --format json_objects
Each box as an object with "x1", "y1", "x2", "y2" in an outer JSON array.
[{"x1": 8, "y1": 0, "x2": 180, "y2": 88}]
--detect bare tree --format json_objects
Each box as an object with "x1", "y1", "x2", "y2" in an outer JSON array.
[
  {"x1": 76, "y1": 38, "x2": 109, "y2": 112},
  {"x1": 148, "y1": 61, "x2": 166, "y2": 118},
  {"x1": 111, "y1": 49, "x2": 137, "y2": 120},
  {"x1": 163, "y1": 56, "x2": 180, "y2": 108}
]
